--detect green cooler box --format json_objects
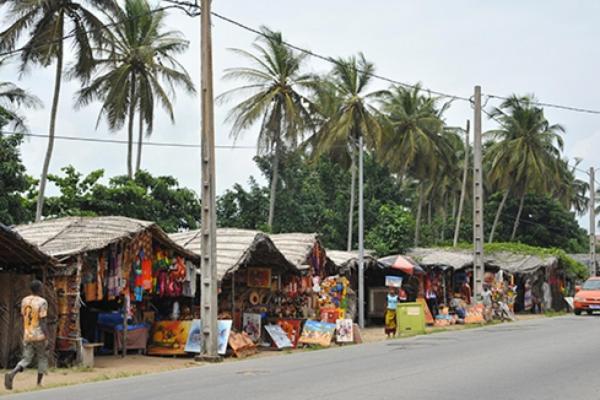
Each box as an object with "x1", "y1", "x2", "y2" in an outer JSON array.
[{"x1": 396, "y1": 302, "x2": 426, "y2": 335}]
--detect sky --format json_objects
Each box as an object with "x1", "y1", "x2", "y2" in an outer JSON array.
[{"x1": 2, "y1": 1, "x2": 600, "y2": 230}]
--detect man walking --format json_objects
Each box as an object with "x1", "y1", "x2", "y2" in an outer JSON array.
[{"x1": 4, "y1": 280, "x2": 49, "y2": 390}]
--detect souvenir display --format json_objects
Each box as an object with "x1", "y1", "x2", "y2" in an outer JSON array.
[
  {"x1": 298, "y1": 320, "x2": 336, "y2": 347},
  {"x1": 335, "y1": 319, "x2": 354, "y2": 343},
  {"x1": 265, "y1": 324, "x2": 293, "y2": 349}
]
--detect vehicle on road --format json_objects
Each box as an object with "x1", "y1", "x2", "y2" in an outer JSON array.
[{"x1": 574, "y1": 277, "x2": 600, "y2": 315}]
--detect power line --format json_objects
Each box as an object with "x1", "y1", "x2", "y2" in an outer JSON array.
[{"x1": 206, "y1": 3, "x2": 600, "y2": 115}]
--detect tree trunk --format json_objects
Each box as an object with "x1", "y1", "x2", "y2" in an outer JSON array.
[
  {"x1": 267, "y1": 140, "x2": 280, "y2": 230},
  {"x1": 347, "y1": 147, "x2": 357, "y2": 251},
  {"x1": 127, "y1": 75, "x2": 136, "y2": 179},
  {"x1": 414, "y1": 183, "x2": 424, "y2": 247},
  {"x1": 489, "y1": 190, "x2": 509, "y2": 244},
  {"x1": 135, "y1": 110, "x2": 143, "y2": 173},
  {"x1": 454, "y1": 129, "x2": 470, "y2": 247},
  {"x1": 510, "y1": 193, "x2": 526, "y2": 241},
  {"x1": 35, "y1": 16, "x2": 64, "y2": 222}
]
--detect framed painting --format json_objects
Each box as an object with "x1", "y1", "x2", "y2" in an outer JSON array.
[
  {"x1": 243, "y1": 313, "x2": 262, "y2": 342},
  {"x1": 184, "y1": 319, "x2": 202, "y2": 353},
  {"x1": 265, "y1": 324, "x2": 293, "y2": 349},
  {"x1": 277, "y1": 319, "x2": 301, "y2": 348},
  {"x1": 148, "y1": 320, "x2": 192, "y2": 356},
  {"x1": 298, "y1": 320, "x2": 336, "y2": 347},
  {"x1": 335, "y1": 319, "x2": 353, "y2": 343},
  {"x1": 217, "y1": 320, "x2": 233, "y2": 355},
  {"x1": 247, "y1": 267, "x2": 271, "y2": 288}
]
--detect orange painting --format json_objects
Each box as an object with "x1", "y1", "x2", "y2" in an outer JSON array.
[{"x1": 147, "y1": 320, "x2": 192, "y2": 355}]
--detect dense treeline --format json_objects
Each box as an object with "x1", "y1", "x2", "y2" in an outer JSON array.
[{"x1": 0, "y1": 1, "x2": 591, "y2": 255}]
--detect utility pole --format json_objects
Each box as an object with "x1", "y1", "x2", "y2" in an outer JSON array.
[
  {"x1": 198, "y1": 0, "x2": 220, "y2": 361},
  {"x1": 589, "y1": 167, "x2": 596, "y2": 277},
  {"x1": 472, "y1": 86, "x2": 484, "y2": 302},
  {"x1": 453, "y1": 119, "x2": 470, "y2": 247},
  {"x1": 357, "y1": 136, "x2": 365, "y2": 328}
]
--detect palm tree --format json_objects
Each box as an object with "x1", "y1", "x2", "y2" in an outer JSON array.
[
  {"x1": 311, "y1": 54, "x2": 384, "y2": 250},
  {"x1": 485, "y1": 95, "x2": 564, "y2": 242},
  {"x1": 0, "y1": 61, "x2": 42, "y2": 130},
  {"x1": 0, "y1": 0, "x2": 119, "y2": 221},
  {"x1": 218, "y1": 27, "x2": 315, "y2": 230},
  {"x1": 76, "y1": 0, "x2": 195, "y2": 177},
  {"x1": 379, "y1": 84, "x2": 448, "y2": 246}
]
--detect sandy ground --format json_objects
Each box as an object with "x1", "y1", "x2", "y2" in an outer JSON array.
[{"x1": 0, "y1": 313, "x2": 548, "y2": 396}]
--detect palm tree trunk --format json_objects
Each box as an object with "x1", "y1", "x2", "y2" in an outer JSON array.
[
  {"x1": 35, "y1": 17, "x2": 64, "y2": 222},
  {"x1": 346, "y1": 148, "x2": 357, "y2": 251},
  {"x1": 127, "y1": 77, "x2": 136, "y2": 179},
  {"x1": 135, "y1": 110, "x2": 143, "y2": 173},
  {"x1": 510, "y1": 193, "x2": 526, "y2": 241},
  {"x1": 414, "y1": 183, "x2": 425, "y2": 247},
  {"x1": 489, "y1": 190, "x2": 510, "y2": 243},
  {"x1": 267, "y1": 140, "x2": 280, "y2": 230}
]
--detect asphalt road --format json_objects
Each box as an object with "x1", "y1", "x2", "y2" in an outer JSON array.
[{"x1": 5, "y1": 315, "x2": 600, "y2": 400}]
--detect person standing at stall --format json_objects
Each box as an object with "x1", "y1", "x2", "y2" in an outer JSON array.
[
  {"x1": 460, "y1": 280, "x2": 472, "y2": 305},
  {"x1": 5, "y1": 280, "x2": 49, "y2": 391},
  {"x1": 425, "y1": 284, "x2": 439, "y2": 317},
  {"x1": 385, "y1": 287, "x2": 399, "y2": 338}
]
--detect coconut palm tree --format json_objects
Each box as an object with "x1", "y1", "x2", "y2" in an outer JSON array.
[
  {"x1": 218, "y1": 27, "x2": 315, "y2": 230},
  {"x1": 0, "y1": 0, "x2": 119, "y2": 221},
  {"x1": 0, "y1": 62, "x2": 42, "y2": 130},
  {"x1": 76, "y1": 0, "x2": 195, "y2": 177},
  {"x1": 485, "y1": 95, "x2": 564, "y2": 242},
  {"x1": 379, "y1": 84, "x2": 448, "y2": 246},
  {"x1": 311, "y1": 54, "x2": 384, "y2": 250}
]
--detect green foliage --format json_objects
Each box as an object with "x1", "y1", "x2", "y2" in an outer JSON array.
[
  {"x1": 484, "y1": 193, "x2": 587, "y2": 252},
  {"x1": 366, "y1": 203, "x2": 415, "y2": 256},
  {"x1": 0, "y1": 134, "x2": 34, "y2": 224},
  {"x1": 43, "y1": 166, "x2": 200, "y2": 232}
]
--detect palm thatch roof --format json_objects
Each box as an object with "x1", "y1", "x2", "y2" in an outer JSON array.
[
  {"x1": 407, "y1": 247, "x2": 557, "y2": 274},
  {"x1": 14, "y1": 216, "x2": 199, "y2": 261},
  {"x1": 326, "y1": 250, "x2": 379, "y2": 270},
  {"x1": 269, "y1": 232, "x2": 321, "y2": 271},
  {"x1": 0, "y1": 223, "x2": 55, "y2": 269},
  {"x1": 169, "y1": 228, "x2": 297, "y2": 281}
]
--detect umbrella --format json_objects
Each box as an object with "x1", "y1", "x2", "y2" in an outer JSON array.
[{"x1": 378, "y1": 255, "x2": 425, "y2": 275}]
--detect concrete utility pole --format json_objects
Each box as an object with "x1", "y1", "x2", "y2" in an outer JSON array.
[
  {"x1": 472, "y1": 86, "x2": 484, "y2": 302},
  {"x1": 589, "y1": 167, "x2": 596, "y2": 277},
  {"x1": 198, "y1": 0, "x2": 219, "y2": 361},
  {"x1": 453, "y1": 119, "x2": 470, "y2": 248},
  {"x1": 357, "y1": 136, "x2": 365, "y2": 329}
]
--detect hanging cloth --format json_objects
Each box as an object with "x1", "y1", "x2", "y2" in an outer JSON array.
[
  {"x1": 97, "y1": 254, "x2": 106, "y2": 301},
  {"x1": 142, "y1": 258, "x2": 153, "y2": 292}
]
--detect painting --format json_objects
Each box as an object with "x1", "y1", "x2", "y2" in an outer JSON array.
[
  {"x1": 247, "y1": 267, "x2": 271, "y2": 288},
  {"x1": 298, "y1": 320, "x2": 336, "y2": 347},
  {"x1": 277, "y1": 319, "x2": 301, "y2": 348},
  {"x1": 335, "y1": 319, "x2": 353, "y2": 343},
  {"x1": 264, "y1": 324, "x2": 293, "y2": 349},
  {"x1": 385, "y1": 276, "x2": 403, "y2": 288},
  {"x1": 148, "y1": 320, "x2": 192, "y2": 355},
  {"x1": 243, "y1": 313, "x2": 262, "y2": 342},
  {"x1": 217, "y1": 320, "x2": 233, "y2": 355},
  {"x1": 228, "y1": 331, "x2": 257, "y2": 358},
  {"x1": 184, "y1": 319, "x2": 202, "y2": 353}
]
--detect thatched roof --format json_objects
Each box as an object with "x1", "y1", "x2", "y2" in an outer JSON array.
[
  {"x1": 0, "y1": 223, "x2": 55, "y2": 269},
  {"x1": 269, "y1": 232, "x2": 321, "y2": 271},
  {"x1": 170, "y1": 228, "x2": 296, "y2": 281},
  {"x1": 327, "y1": 250, "x2": 378, "y2": 269},
  {"x1": 14, "y1": 216, "x2": 199, "y2": 261},
  {"x1": 407, "y1": 247, "x2": 557, "y2": 274}
]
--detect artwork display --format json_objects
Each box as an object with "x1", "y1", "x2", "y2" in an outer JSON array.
[
  {"x1": 247, "y1": 267, "x2": 272, "y2": 288},
  {"x1": 184, "y1": 319, "x2": 202, "y2": 353},
  {"x1": 228, "y1": 331, "x2": 257, "y2": 358},
  {"x1": 182, "y1": 319, "x2": 233, "y2": 355},
  {"x1": 416, "y1": 298, "x2": 434, "y2": 325},
  {"x1": 243, "y1": 313, "x2": 262, "y2": 342},
  {"x1": 277, "y1": 319, "x2": 302, "y2": 348},
  {"x1": 264, "y1": 324, "x2": 293, "y2": 349},
  {"x1": 335, "y1": 319, "x2": 354, "y2": 343},
  {"x1": 148, "y1": 320, "x2": 192, "y2": 355},
  {"x1": 385, "y1": 276, "x2": 403, "y2": 288},
  {"x1": 298, "y1": 320, "x2": 336, "y2": 347},
  {"x1": 217, "y1": 320, "x2": 233, "y2": 355}
]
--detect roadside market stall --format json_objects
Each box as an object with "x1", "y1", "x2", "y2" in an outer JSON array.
[
  {"x1": 15, "y1": 216, "x2": 200, "y2": 362},
  {"x1": 0, "y1": 223, "x2": 57, "y2": 369}
]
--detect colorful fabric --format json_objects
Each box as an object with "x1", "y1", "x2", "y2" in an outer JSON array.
[
  {"x1": 21, "y1": 295, "x2": 48, "y2": 342},
  {"x1": 384, "y1": 309, "x2": 397, "y2": 334},
  {"x1": 142, "y1": 258, "x2": 153, "y2": 291}
]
